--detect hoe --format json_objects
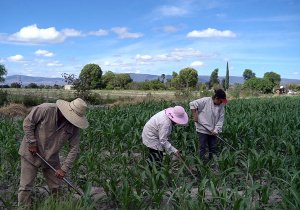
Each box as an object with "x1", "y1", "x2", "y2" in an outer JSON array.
[{"x1": 36, "y1": 153, "x2": 83, "y2": 196}]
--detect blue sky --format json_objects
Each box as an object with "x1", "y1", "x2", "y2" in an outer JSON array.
[{"x1": 0, "y1": 0, "x2": 299, "y2": 79}]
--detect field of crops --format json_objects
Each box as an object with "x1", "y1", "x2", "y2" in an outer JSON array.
[{"x1": 0, "y1": 96, "x2": 299, "y2": 209}]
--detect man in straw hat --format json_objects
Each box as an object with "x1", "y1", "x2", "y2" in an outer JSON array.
[
  {"x1": 142, "y1": 106, "x2": 189, "y2": 168},
  {"x1": 18, "y1": 98, "x2": 89, "y2": 207},
  {"x1": 190, "y1": 89, "x2": 227, "y2": 169}
]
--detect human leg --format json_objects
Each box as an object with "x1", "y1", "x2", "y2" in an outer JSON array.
[
  {"x1": 18, "y1": 157, "x2": 38, "y2": 207},
  {"x1": 198, "y1": 132, "x2": 209, "y2": 163},
  {"x1": 43, "y1": 167, "x2": 62, "y2": 197},
  {"x1": 147, "y1": 147, "x2": 164, "y2": 170}
]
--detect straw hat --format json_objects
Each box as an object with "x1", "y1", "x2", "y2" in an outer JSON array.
[
  {"x1": 56, "y1": 98, "x2": 89, "y2": 129},
  {"x1": 165, "y1": 106, "x2": 189, "y2": 125}
]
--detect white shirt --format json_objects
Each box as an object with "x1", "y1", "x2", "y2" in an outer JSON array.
[
  {"x1": 142, "y1": 110, "x2": 177, "y2": 154},
  {"x1": 189, "y1": 97, "x2": 225, "y2": 134}
]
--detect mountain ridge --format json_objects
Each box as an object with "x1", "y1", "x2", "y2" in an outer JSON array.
[{"x1": 2, "y1": 74, "x2": 300, "y2": 86}]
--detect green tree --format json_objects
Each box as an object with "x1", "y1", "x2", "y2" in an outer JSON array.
[
  {"x1": 243, "y1": 77, "x2": 273, "y2": 93},
  {"x1": 160, "y1": 74, "x2": 166, "y2": 83},
  {"x1": 79, "y1": 63, "x2": 102, "y2": 89},
  {"x1": 225, "y1": 62, "x2": 229, "y2": 90},
  {"x1": 178, "y1": 67, "x2": 198, "y2": 89},
  {"x1": 264, "y1": 71, "x2": 281, "y2": 87},
  {"x1": 102, "y1": 71, "x2": 132, "y2": 89},
  {"x1": 10, "y1": 82, "x2": 21, "y2": 88},
  {"x1": 208, "y1": 68, "x2": 219, "y2": 89},
  {"x1": 0, "y1": 64, "x2": 7, "y2": 83},
  {"x1": 171, "y1": 71, "x2": 180, "y2": 89},
  {"x1": 114, "y1": 73, "x2": 132, "y2": 89},
  {"x1": 26, "y1": 83, "x2": 38, "y2": 88},
  {"x1": 243, "y1": 69, "x2": 256, "y2": 80},
  {"x1": 221, "y1": 78, "x2": 226, "y2": 90},
  {"x1": 62, "y1": 73, "x2": 90, "y2": 99},
  {"x1": 102, "y1": 71, "x2": 116, "y2": 89}
]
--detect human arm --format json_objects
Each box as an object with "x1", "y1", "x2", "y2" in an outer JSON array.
[
  {"x1": 213, "y1": 107, "x2": 225, "y2": 134},
  {"x1": 189, "y1": 98, "x2": 206, "y2": 122},
  {"x1": 23, "y1": 106, "x2": 45, "y2": 154},
  {"x1": 159, "y1": 124, "x2": 178, "y2": 155},
  {"x1": 191, "y1": 109, "x2": 199, "y2": 122},
  {"x1": 60, "y1": 129, "x2": 80, "y2": 173}
]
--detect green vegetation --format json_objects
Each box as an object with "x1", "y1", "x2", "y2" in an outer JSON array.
[
  {"x1": 0, "y1": 64, "x2": 7, "y2": 83},
  {"x1": 208, "y1": 68, "x2": 220, "y2": 89},
  {"x1": 0, "y1": 96, "x2": 299, "y2": 209},
  {"x1": 243, "y1": 69, "x2": 256, "y2": 81}
]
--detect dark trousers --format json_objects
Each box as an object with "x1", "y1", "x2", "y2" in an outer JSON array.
[
  {"x1": 198, "y1": 132, "x2": 217, "y2": 163},
  {"x1": 147, "y1": 148, "x2": 163, "y2": 170}
]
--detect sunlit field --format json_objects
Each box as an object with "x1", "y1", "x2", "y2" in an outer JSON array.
[{"x1": 0, "y1": 96, "x2": 299, "y2": 209}]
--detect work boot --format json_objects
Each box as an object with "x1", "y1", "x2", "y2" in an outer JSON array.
[{"x1": 18, "y1": 190, "x2": 32, "y2": 208}]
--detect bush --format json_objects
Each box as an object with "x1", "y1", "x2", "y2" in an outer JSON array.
[
  {"x1": 229, "y1": 84, "x2": 243, "y2": 99},
  {"x1": 174, "y1": 89, "x2": 195, "y2": 100},
  {"x1": 0, "y1": 89, "x2": 8, "y2": 106},
  {"x1": 8, "y1": 95, "x2": 44, "y2": 107}
]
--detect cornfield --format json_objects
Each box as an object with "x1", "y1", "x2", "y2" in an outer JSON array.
[{"x1": 0, "y1": 96, "x2": 299, "y2": 209}]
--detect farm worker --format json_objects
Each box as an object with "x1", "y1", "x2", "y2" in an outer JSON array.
[
  {"x1": 190, "y1": 89, "x2": 227, "y2": 164},
  {"x1": 142, "y1": 106, "x2": 189, "y2": 168},
  {"x1": 18, "y1": 98, "x2": 89, "y2": 207}
]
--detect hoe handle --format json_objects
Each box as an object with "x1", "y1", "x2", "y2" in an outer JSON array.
[
  {"x1": 177, "y1": 155, "x2": 197, "y2": 180},
  {"x1": 36, "y1": 153, "x2": 83, "y2": 196}
]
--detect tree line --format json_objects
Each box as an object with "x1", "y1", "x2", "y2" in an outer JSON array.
[{"x1": 1, "y1": 62, "x2": 298, "y2": 94}]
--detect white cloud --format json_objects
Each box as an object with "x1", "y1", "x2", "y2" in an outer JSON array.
[
  {"x1": 163, "y1": 25, "x2": 178, "y2": 33},
  {"x1": 190, "y1": 61, "x2": 204, "y2": 67},
  {"x1": 111, "y1": 27, "x2": 143, "y2": 39},
  {"x1": 61, "y1": 28, "x2": 82, "y2": 37},
  {"x1": 157, "y1": 5, "x2": 188, "y2": 17},
  {"x1": 170, "y1": 48, "x2": 203, "y2": 58},
  {"x1": 89, "y1": 29, "x2": 109, "y2": 36},
  {"x1": 35, "y1": 49, "x2": 54, "y2": 57},
  {"x1": 134, "y1": 48, "x2": 206, "y2": 63},
  {"x1": 7, "y1": 54, "x2": 24, "y2": 62},
  {"x1": 6, "y1": 24, "x2": 82, "y2": 44},
  {"x1": 187, "y1": 28, "x2": 236, "y2": 38},
  {"x1": 103, "y1": 59, "x2": 131, "y2": 67},
  {"x1": 47, "y1": 61, "x2": 63, "y2": 67},
  {"x1": 135, "y1": 54, "x2": 153, "y2": 61},
  {"x1": 8, "y1": 24, "x2": 63, "y2": 43}
]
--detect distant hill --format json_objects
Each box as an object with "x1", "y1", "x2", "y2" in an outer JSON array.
[
  {"x1": 2, "y1": 74, "x2": 300, "y2": 86},
  {"x1": 3, "y1": 75, "x2": 65, "y2": 85}
]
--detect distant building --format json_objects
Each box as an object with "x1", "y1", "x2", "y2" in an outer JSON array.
[
  {"x1": 64, "y1": 85, "x2": 74, "y2": 90},
  {"x1": 274, "y1": 86, "x2": 285, "y2": 94}
]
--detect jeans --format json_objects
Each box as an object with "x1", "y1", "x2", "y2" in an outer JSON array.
[
  {"x1": 147, "y1": 148, "x2": 163, "y2": 170},
  {"x1": 198, "y1": 132, "x2": 217, "y2": 163}
]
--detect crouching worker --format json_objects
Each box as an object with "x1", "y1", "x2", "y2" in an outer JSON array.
[
  {"x1": 18, "y1": 98, "x2": 89, "y2": 207},
  {"x1": 142, "y1": 106, "x2": 189, "y2": 169},
  {"x1": 190, "y1": 89, "x2": 227, "y2": 165}
]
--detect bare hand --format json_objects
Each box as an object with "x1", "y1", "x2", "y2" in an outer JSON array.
[
  {"x1": 55, "y1": 169, "x2": 66, "y2": 179},
  {"x1": 28, "y1": 145, "x2": 38, "y2": 155},
  {"x1": 211, "y1": 131, "x2": 218, "y2": 136},
  {"x1": 193, "y1": 117, "x2": 199, "y2": 123}
]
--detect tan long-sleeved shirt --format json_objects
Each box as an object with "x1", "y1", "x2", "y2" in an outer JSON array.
[
  {"x1": 19, "y1": 103, "x2": 80, "y2": 173},
  {"x1": 142, "y1": 110, "x2": 177, "y2": 154},
  {"x1": 190, "y1": 97, "x2": 225, "y2": 134}
]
